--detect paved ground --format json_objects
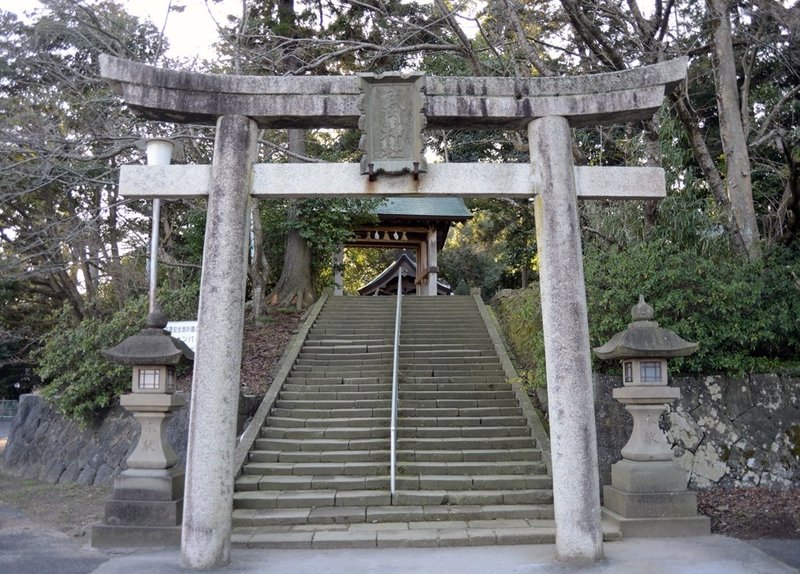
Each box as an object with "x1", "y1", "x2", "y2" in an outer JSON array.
[{"x1": 88, "y1": 537, "x2": 799, "y2": 574}]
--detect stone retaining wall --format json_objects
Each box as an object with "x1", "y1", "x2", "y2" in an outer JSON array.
[
  {"x1": 3, "y1": 392, "x2": 260, "y2": 486},
  {"x1": 5, "y1": 373, "x2": 798, "y2": 491},
  {"x1": 2, "y1": 394, "x2": 189, "y2": 486},
  {"x1": 595, "y1": 374, "x2": 800, "y2": 490}
]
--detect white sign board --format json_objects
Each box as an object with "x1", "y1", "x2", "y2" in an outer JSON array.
[{"x1": 166, "y1": 321, "x2": 198, "y2": 353}]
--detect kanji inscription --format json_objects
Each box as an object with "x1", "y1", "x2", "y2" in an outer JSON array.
[{"x1": 359, "y1": 72, "x2": 426, "y2": 177}]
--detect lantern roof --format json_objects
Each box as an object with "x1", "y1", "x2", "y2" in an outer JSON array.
[
  {"x1": 593, "y1": 295, "x2": 698, "y2": 360},
  {"x1": 103, "y1": 310, "x2": 195, "y2": 366}
]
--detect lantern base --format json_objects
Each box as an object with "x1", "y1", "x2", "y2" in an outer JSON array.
[
  {"x1": 90, "y1": 524, "x2": 181, "y2": 549},
  {"x1": 91, "y1": 467, "x2": 184, "y2": 549},
  {"x1": 602, "y1": 459, "x2": 709, "y2": 538},
  {"x1": 601, "y1": 507, "x2": 710, "y2": 538}
]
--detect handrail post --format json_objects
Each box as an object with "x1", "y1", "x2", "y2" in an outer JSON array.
[{"x1": 390, "y1": 269, "x2": 404, "y2": 495}]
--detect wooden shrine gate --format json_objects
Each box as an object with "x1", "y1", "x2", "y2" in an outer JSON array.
[{"x1": 100, "y1": 55, "x2": 687, "y2": 569}]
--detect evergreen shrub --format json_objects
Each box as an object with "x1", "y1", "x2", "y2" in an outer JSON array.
[
  {"x1": 493, "y1": 243, "x2": 800, "y2": 387},
  {"x1": 36, "y1": 284, "x2": 199, "y2": 426}
]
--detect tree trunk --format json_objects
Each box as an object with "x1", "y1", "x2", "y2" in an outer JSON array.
[
  {"x1": 708, "y1": 0, "x2": 762, "y2": 260},
  {"x1": 249, "y1": 197, "x2": 269, "y2": 318},
  {"x1": 268, "y1": 129, "x2": 315, "y2": 309},
  {"x1": 269, "y1": 215, "x2": 314, "y2": 310}
]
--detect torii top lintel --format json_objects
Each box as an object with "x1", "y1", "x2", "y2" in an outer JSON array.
[{"x1": 99, "y1": 55, "x2": 686, "y2": 130}]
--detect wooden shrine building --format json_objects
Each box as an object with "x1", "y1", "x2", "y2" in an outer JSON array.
[
  {"x1": 357, "y1": 253, "x2": 453, "y2": 296},
  {"x1": 341, "y1": 197, "x2": 472, "y2": 296}
]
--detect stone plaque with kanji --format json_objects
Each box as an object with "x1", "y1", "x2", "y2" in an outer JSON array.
[{"x1": 359, "y1": 72, "x2": 427, "y2": 177}]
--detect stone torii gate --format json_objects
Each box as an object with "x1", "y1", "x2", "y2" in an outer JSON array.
[{"x1": 99, "y1": 55, "x2": 686, "y2": 569}]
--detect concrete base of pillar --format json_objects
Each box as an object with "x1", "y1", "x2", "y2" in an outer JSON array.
[{"x1": 601, "y1": 507, "x2": 710, "y2": 538}]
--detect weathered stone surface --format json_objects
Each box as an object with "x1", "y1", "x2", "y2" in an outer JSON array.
[
  {"x1": 3, "y1": 391, "x2": 256, "y2": 488},
  {"x1": 603, "y1": 486, "x2": 698, "y2": 518},
  {"x1": 531, "y1": 116, "x2": 602, "y2": 563},
  {"x1": 119, "y1": 163, "x2": 666, "y2": 201},
  {"x1": 90, "y1": 524, "x2": 181, "y2": 548},
  {"x1": 181, "y1": 115, "x2": 259, "y2": 570},
  {"x1": 594, "y1": 374, "x2": 800, "y2": 490},
  {"x1": 99, "y1": 54, "x2": 687, "y2": 130},
  {"x1": 610, "y1": 460, "x2": 687, "y2": 493},
  {"x1": 105, "y1": 498, "x2": 182, "y2": 526},
  {"x1": 2, "y1": 394, "x2": 188, "y2": 486}
]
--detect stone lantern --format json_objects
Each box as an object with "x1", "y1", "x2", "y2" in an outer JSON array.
[
  {"x1": 91, "y1": 309, "x2": 193, "y2": 548},
  {"x1": 594, "y1": 296, "x2": 709, "y2": 537}
]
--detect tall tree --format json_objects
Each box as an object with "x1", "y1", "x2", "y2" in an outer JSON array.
[{"x1": 0, "y1": 1, "x2": 163, "y2": 326}]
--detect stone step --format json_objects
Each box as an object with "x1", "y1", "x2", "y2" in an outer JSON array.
[
  {"x1": 278, "y1": 391, "x2": 392, "y2": 401},
  {"x1": 396, "y1": 461, "x2": 545, "y2": 476},
  {"x1": 298, "y1": 349, "x2": 499, "y2": 360},
  {"x1": 284, "y1": 377, "x2": 392, "y2": 385},
  {"x1": 397, "y1": 448, "x2": 541, "y2": 462},
  {"x1": 294, "y1": 356, "x2": 393, "y2": 365},
  {"x1": 237, "y1": 474, "x2": 551, "y2": 492},
  {"x1": 276, "y1": 389, "x2": 515, "y2": 401},
  {"x1": 400, "y1": 390, "x2": 516, "y2": 400},
  {"x1": 300, "y1": 344, "x2": 495, "y2": 355},
  {"x1": 274, "y1": 399, "x2": 519, "y2": 410},
  {"x1": 231, "y1": 503, "x2": 554, "y2": 528},
  {"x1": 254, "y1": 437, "x2": 389, "y2": 451},
  {"x1": 261, "y1": 426, "x2": 530, "y2": 441},
  {"x1": 232, "y1": 518, "x2": 623, "y2": 549},
  {"x1": 248, "y1": 449, "x2": 387, "y2": 464},
  {"x1": 241, "y1": 459, "x2": 544, "y2": 478},
  {"x1": 281, "y1": 382, "x2": 511, "y2": 394},
  {"x1": 236, "y1": 474, "x2": 384, "y2": 492},
  {"x1": 400, "y1": 376, "x2": 508, "y2": 385},
  {"x1": 397, "y1": 437, "x2": 534, "y2": 452},
  {"x1": 233, "y1": 488, "x2": 553, "y2": 510},
  {"x1": 266, "y1": 416, "x2": 390, "y2": 428},
  {"x1": 285, "y1": 375, "x2": 507, "y2": 386},
  {"x1": 241, "y1": 461, "x2": 388, "y2": 477},
  {"x1": 248, "y1": 446, "x2": 540, "y2": 464},
  {"x1": 262, "y1": 427, "x2": 389, "y2": 439},
  {"x1": 269, "y1": 407, "x2": 522, "y2": 419},
  {"x1": 396, "y1": 416, "x2": 530, "y2": 427},
  {"x1": 291, "y1": 359, "x2": 501, "y2": 369},
  {"x1": 306, "y1": 332, "x2": 489, "y2": 340},
  {"x1": 398, "y1": 426, "x2": 531, "y2": 438}
]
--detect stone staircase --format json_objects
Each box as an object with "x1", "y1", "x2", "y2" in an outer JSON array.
[{"x1": 232, "y1": 295, "x2": 602, "y2": 548}]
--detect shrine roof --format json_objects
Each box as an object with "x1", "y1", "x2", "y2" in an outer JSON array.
[{"x1": 375, "y1": 197, "x2": 472, "y2": 221}]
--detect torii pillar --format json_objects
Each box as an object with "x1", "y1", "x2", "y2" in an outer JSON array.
[
  {"x1": 100, "y1": 54, "x2": 687, "y2": 568},
  {"x1": 531, "y1": 116, "x2": 602, "y2": 559}
]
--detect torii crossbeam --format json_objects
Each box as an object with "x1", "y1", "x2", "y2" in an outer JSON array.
[{"x1": 99, "y1": 55, "x2": 687, "y2": 569}]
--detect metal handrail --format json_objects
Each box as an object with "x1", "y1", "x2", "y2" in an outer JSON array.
[{"x1": 390, "y1": 270, "x2": 404, "y2": 495}]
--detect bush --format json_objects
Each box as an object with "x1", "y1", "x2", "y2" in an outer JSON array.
[
  {"x1": 584, "y1": 242, "x2": 800, "y2": 375},
  {"x1": 36, "y1": 285, "x2": 199, "y2": 426},
  {"x1": 492, "y1": 243, "x2": 800, "y2": 385},
  {"x1": 492, "y1": 289, "x2": 547, "y2": 390}
]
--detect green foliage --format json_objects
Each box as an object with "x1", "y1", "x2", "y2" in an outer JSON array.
[
  {"x1": 36, "y1": 284, "x2": 200, "y2": 426},
  {"x1": 492, "y1": 289, "x2": 546, "y2": 390},
  {"x1": 585, "y1": 241, "x2": 800, "y2": 376},
  {"x1": 439, "y1": 243, "x2": 503, "y2": 300},
  {"x1": 340, "y1": 247, "x2": 397, "y2": 295},
  {"x1": 492, "y1": 242, "x2": 800, "y2": 386}
]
